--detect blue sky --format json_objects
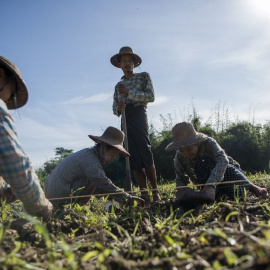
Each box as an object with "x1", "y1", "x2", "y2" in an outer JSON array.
[{"x1": 2, "y1": 0, "x2": 270, "y2": 167}]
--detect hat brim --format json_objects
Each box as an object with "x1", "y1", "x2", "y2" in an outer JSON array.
[
  {"x1": 88, "y1": 135, "x2": 130, "y2": 157},
  {"x1": 110, "y1": 52, "x2": 142, "y2": 68},
  {"x1": 165, "y1": 133, "x2": 208, "y2": 151},
  {"x1": 0, "y1": 56, "x2": 28, "y2": 109}
]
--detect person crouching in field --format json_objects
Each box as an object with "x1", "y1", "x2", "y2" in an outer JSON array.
[
  {"x1": 45, "y1": 126, "x2": 144, "y2": 207},
  {"x1": 165, "y1": 122, "x2": 268, "y2": 206},
  {"x1": 0, "y1": 56, "x2": 52, "y2": 221}
]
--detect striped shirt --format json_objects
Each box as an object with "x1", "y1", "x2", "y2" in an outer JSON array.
[
  {"x1": 174, "y1": 137, "x2": 238, "y2": 193},
  {"x1": 45, "y1": 147, "x2": 132, "y2": 203},
  {"x1": 0, "y1": 100, "x2": 52, "y2": 218},
  {"x1": 113, "y1": 72, "x2": 155, "y2": 116}
]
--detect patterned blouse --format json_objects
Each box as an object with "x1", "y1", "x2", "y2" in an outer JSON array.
[
  {"x1": 0, "y1": 100, "x2": 52, "y2": 218},
  {"x1": 112, "y1": 72, "x2": 155, "y2": 116},
  {"x1": 174, "y1": 137, "x2": 240, "y2": 195}
]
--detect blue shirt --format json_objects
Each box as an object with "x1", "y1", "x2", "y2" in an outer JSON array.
[{"x1": 0, "y1": 100, "x2": 52, "y2": 218}]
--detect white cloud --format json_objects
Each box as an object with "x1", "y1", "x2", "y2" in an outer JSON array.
[
  {"x1": 148, "y1": 95, "x2": 169, "y2": 107},
  {"x1": 60, "y1": 93, "x2": 112, "y2": 105},
  {"x1": 245, "y1": 0, "x2": 270, "y2": 19}
]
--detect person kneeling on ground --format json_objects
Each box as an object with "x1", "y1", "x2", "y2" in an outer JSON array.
[
  {"x1": 165, "y1": 122, "x2": 268, "y2": 207},
  {"x1": 0, "y1": 56, "x2": 52, "y2": 221},
  {"x1": 45, "y1": 126, "x2": 144, "y2": 207}
]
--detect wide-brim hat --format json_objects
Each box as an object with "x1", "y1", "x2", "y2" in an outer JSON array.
[
  {"x1": 166, "y1": 122, "x2": 208, "y2": 151},
  {"x1": 110, "y1": 46, "x2": 142, "y2": 68},
  {"x1": 0, "y1": 56, "x2": 28, "y2": 109},
  {"x1": 89, "y1": 126, "x2": 130, "y2": 157}
]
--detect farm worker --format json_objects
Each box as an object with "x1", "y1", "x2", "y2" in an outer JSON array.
[
  {"x1": 0, "y1": 56, "x2": 52, "y2": 221},
  {"x1": 166, "y1": 122, "x2": 268, "y2": 205},
  {"x1": 45, "y1": 126, "x2": 145, "y2": 207},
  {"x1": 111, "y1": 46, "x2": 160, "y2": 203}
]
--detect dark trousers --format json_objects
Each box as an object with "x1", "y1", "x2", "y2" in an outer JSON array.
[{"x1": 123, "y1": 104, "x2": 154, "y2": 170}]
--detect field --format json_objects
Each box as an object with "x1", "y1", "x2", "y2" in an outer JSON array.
[{"x1": 1, "y1": 176, "x2": 270, "y2": 270}]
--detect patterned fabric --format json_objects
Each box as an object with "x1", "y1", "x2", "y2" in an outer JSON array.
[
  {"x1": 174, "y1": 137, "x2": 247, "y2": 200},
  {"x1": 124, "y1": 105, "x2": 154, "y2": 170},
  {"x1": 195, "y1": 157, "x2": 250, "y2": 200},
  {"x1": 174, "y1": 137, "x2": 230, "y2": 188},
  {"x1": 45, "y1": 147, "x2": 132, "y2": 206},
  {"x1": 112, "y1": 72, "x2": 155, "y2": 116},
  {"x1": 0, "y1": 100, "x2": 52, "y2": 217}
]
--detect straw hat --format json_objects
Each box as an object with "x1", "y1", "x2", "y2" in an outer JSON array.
[
  {"x1": 110, "y1": 46, "x2": 142, "y2": 68},
  {"x1": 166, "y1": 122, "x2": 208, "y2": 151},
  {"x1": 0, "y1": 56, "x2": 28, "y2": 109},
  {"x1": 88, "y1": 126, "x2": 130, "y2": 157}
]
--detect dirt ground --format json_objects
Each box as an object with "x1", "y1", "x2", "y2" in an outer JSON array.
[{"x1": 1, "y1": 193, "x2": 270, "y2": 270}]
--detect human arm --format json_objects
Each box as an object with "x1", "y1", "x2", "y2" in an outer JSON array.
[
  {"x1": 174, "y1": 152, "x2": 193, "y2": 200},
  {"x1": 112, "y1": 83, "x2": 127, "y2": 116},
  {"x1": 204, "y1": 138, "x2": 229, "y2": 186},
  {"x1": 88, "y1": 176, "x2": 143, "y2": 205},
  {"x1": 0, "y1": 103, "x2": 52, "y2": 220}
]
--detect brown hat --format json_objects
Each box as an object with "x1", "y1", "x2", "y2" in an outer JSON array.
[
  {"x1": 0, "y1": 56, "x2": 28, "y2": 109},
  {"x1": 110, "y1": 46, "x2": 142, "y2": 68},
  {"x1": 166, "y1": 122, "x2": 208, "y2": 151},
  {"x1": 88, "y1": 126, "x2": 130, "y2": 157}
]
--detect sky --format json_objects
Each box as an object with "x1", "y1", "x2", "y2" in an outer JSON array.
[{"x1": 2, "y1": 0, "x2": 270, "y2": 167}]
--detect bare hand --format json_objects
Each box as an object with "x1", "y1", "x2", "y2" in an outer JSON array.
[
  {"x1": 176, "y1": 187, "x2": 196, "y2": 200},
  {"x1": 118, "y1": 83, "x2": 129, "y2": 95},
  {"x1": 117, "y1": 101, "x2": 126, "y2": 112},
  {"x1": 41, "y1": 202, "x2": 53, "y2": 223},
  {"x1": 0, "y1": 188, "x2": 17, "y2": 204},
  {"x1": 201, "y1": 185, "x2": 216, "y2": 201},
  {"x1": 129, "y1": 196, "x2": 145, "y2": 207}
]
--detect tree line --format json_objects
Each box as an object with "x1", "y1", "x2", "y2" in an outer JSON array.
[{"x1": 37, "y1": 110, "x2": 270, "y2": 188}]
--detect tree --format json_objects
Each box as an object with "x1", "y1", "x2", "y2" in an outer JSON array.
[
  {"x1": 36, "y1": 147, "x2": 73, "y2": 185},
  {"x1": 219, "y1": 122, "x2": 263, "y2": 173}
]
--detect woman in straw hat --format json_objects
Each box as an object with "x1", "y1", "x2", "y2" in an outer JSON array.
[
  {"x1": 111, "y1": 46, "x2": 160, "y2": 203},
  {"x1": 0, "y1": 56, "x2": 52, "y2": 221},
  {"x1": 166, "y1": 122, "x2": 268, "y2": 205},
  {"x1": 45, "y1": 126, "x2": 144, "y2": 207}
]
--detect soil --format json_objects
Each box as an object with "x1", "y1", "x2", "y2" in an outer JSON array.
[{"x1": 1, "y1": 193, "x2": 270, "y2": 270}]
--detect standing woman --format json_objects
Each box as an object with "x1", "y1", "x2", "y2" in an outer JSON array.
[{"x1": 111, "y1": 46, "x2": 160, "y2": 203}]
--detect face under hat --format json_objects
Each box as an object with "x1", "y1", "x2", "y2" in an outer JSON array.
[
  {"x1": 89, "y1": 126, "x2": 130, "y2": 157},
  {"x1": 110, "y1": 46, "x2": 142, "y2": 68},
  {"x1": 0, "y1": 56, "x2": 28, "y2": 109},
  {"x1": 165, "y1": 122, "x2": 208, "y2": 151}
]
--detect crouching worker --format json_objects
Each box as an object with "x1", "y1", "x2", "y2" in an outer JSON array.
[
  {"x1": 45, "y1": 126, "x2": 144, "y2": 207},
  {"x1": 0, "y1": 56, "x2": 52, "y2": 221},
  {"x1": 165, "y1": 122, "x2": 268, "y2": 207}
]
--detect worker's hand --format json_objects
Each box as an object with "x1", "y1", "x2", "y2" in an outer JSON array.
[
  {"x1": 117, "y1": 101, "x2": 126, "y2": 113},
  {"x1": 129, "y1": 196, "x2": 145, "y2": 207},
  {"x1": 0, "y1": 187, "x2": 17, "y2": 204},
  {"x1": 176, "y1": 186, "x2": 215, "y2": 206},
  {"x1": 118, "y1": 83, "x2": 129, "y2": 95},
  {"x1": 39, "y1": 201, "x2": 53, "y2": 223},
  {"x1": 201, "y1": 185, "x2": 216, "y2": 201},
  {"x1": 176, "y1": 187, "x2": 195, "y2": 201}
]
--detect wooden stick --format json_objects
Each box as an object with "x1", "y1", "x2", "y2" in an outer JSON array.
[{"x1": 121, "y1": 106, "x2": 133, "y2": 194}]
